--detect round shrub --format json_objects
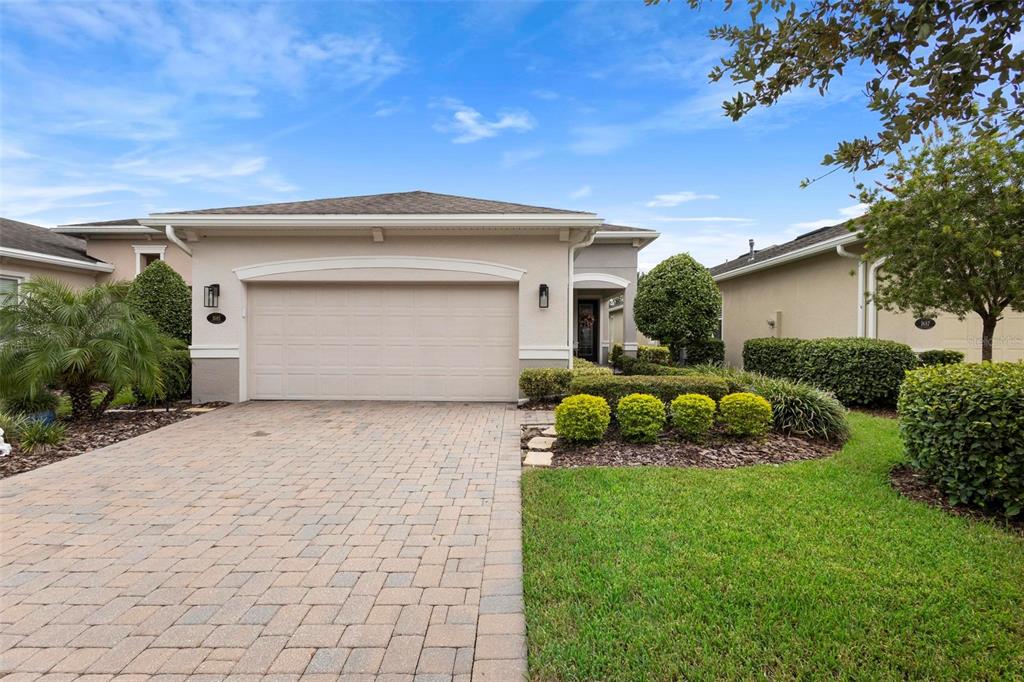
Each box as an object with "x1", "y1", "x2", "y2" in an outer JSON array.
[
  {"x1": 918, "y1": 349, "x2": 965, "y2": 366},
  {"x1": 616, "y1": 393, "x2": 666, "y2": 443},
  {"x1": 899, "y1": 362, "x2": 1024, "y2": 517},
  {"x1": 719, "y1": 392, "x2": 772, "y2": 437},
  {"x1": 555, "y1": 394, "x2": 611, "y2": 443},
  {"x1": 670, "y1": 393, "x2": 716, "y2": 441},
  {"x1": 519, "y1": 368, "x2": 572, "y2": 401},
  {"x1": 634, "y1": 253, "x2": 722, "y2": 358},
  {"x1": 128, "y1": 260, "x2": 191, "y2": 343},
  {"x1": 637, "y1": 345, "x2": 672, "y2": 365}
]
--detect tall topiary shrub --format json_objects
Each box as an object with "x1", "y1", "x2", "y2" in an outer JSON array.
[
  {"x1": 634, "y1": 254, "x2": 721, "y2": 360},
  {"x1": 128, "y1": 260, "x2": 191, "y2": 343}
]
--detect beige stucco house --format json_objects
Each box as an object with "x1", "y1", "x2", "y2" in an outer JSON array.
[
  {"x1": 55, "y1": 219, "x2": 193, "y2": 285},
  {"x1": 122, "y1": 191, "x2": 656, "y2": 403},
  {"x1": 710, "y1": 223, "x2": 1024, "y2": 366},
  {"x1": 0, "y1": 217, "x2": 114, "y2": 296}
]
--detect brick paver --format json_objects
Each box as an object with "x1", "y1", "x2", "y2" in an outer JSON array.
[{"x1": 0, "y1": 402, "x2": 526, "y2": 680}]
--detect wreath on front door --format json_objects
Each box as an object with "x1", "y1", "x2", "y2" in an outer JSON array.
[{"x1": 579, "y1": 309, "x2": 595, "y2": 330}]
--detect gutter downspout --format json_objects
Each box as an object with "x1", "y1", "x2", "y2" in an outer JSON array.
[
  {"x1": 866, "y1": 257, "x2": 887, "y2": 338},
  {"x1": 568, "y1": 228, "x2": 598, "y2": 369},
  {"x1": 836, "y1": 244, "x2": 865, "y2": 337},
  {"x1": 165, "y1": 225, "x2": 193, "y2": 256}
]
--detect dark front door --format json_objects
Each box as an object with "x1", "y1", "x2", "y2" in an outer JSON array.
[{"x1": 577, "y1": 299, "x2": 600, "y2": 361}]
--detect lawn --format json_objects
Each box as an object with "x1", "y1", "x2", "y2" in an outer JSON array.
[{"x1": 522, "y1": 413, "x2": 1024, "y2": 680}]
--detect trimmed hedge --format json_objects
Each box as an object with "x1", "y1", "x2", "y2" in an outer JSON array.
[
  {"x1": 898, "y1": 362, "x2": 1024, "y2": 517},
  {"x1": 719, "y1": 392, "x2": 772, "y2": 437},
  {"x1": 555, "y1": 394, "x2": 611, "y2": 443},
  {"x1": 684, "y1": 339, "x2": 725, "y2": 366},
  {"x1": 918, "y1": 349, "x2": 965, "y2": 366},
  {"x1": 572, "y1": 357, "x2": 612, "y2": 376},
  {"x1": 128, "y1": 260, "x2": 191, "y2": 343},
  {"x1": 637, "y1": 345, "x2": 672, "y2": 365},
  {"x1": 570, "y1": 373, "x2": 729, "y2": 405},
  {"x1": 610, "y1": 343, "x2": 624, "y2": 369},
  {"x1": 520, "y1": 368, "x2": 572, "y2": 400},
  {"x1": 616, "y1": 393, "x2": 666, "y2": 443},
  {"x1": 670, "y1": 393, "x2": 716, "y2": 441},
  {"x1": 743, "y1": 337, "x2": 919, "y2": 406}
]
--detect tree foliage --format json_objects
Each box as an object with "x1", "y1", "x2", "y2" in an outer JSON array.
[
  {"x1": 858, "y1": 127, "x2": 1024, "y2": 361},
  {"x1": 128, "y1": 259, "x2": 191, "y2": 343},
  {"x1": 649, "y1": 0, "x2": 1024, "y2": 173},
  {"x1": 0, "y1": 279, "x2": 168, "y2": 420},
  {"x1": 634, "y1": 253, "x2": 722, "y2": 357}
]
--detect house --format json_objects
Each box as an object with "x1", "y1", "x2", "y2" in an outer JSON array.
[
  {"x1": 709, "y1": 223, "x2": 1024, "y2": 365},
  {"x1": 0, "y1": 217, "x2": 114, "y2": 297},
  {"x1": 54, "y1": 218, "x2": 193, "y2": 284},
  {"x1": 127, "y1": 191, "x2": 657, "y2": 403}
]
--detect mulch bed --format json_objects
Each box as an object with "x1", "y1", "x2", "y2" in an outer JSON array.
[
  {"x1": 889, "y1": 465, "x2": 1023, "y2": 535},
  {"x1": 518, "y1": 400, "x2": 559, "y2": 411},
  {"x1": 1, "y1": 403, "x2": 227, "y2": 479},
  {"x1": 523, "y1": 425, "x2": 840, "y2": 469}
]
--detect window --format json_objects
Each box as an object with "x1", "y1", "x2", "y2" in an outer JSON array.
[
  {"x1": 133, "y1": 245, "x2": 167, "y2": 275},
  {"x1": 0, "y1": 276, "x2": 21, "y2": 304}
]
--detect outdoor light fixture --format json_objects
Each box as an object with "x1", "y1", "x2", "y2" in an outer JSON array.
[
  {"x1": 539, "y1": 283, "x2": 549, "y2": 308},
  {"x1": 204, "y1": 284, "x2": 220, "y2": 308}
]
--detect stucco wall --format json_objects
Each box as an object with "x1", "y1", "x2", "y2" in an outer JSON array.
[
  {"x1": 0, "y1": 257, "x2": 98, "y2": 290},
  {"x1": 190, "y1": 232, "x2": 573, "y2": 400},
  {"x1": 718, "y1": 250, "x2": 1024, "y2": 365},
  {"x1": 85, "y1": 238, "x2": 193, "y2": 284},
  {"x1": 575, "y1": 243, "x2": 640, "y2": 348}
]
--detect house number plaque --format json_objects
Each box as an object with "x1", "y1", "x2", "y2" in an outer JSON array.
[
  {"x1": 207, "y1": 312, "x2": 227, "y2": 324},
  {"x1": 914, "y1": 317, "x2": 936, "y2": 330}
]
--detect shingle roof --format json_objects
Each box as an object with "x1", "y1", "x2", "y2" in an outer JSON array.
[
  {"x1": 708, "y1": 222, "x2": 859, "y2": 277},
  {"x1": 598, "y1": 223, "x2": 657, "y2": 233},
  {"x1": 163, "y1": 191, "x2": 593, "y2": 216},
  {"x1": 0, "y1": 217, "x2": 103, "y2": 263},
  {"x1": 60, "y1": 218, "x2": 144, "y2": 227}
]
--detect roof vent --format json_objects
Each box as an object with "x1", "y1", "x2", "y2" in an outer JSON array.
[{"x1": 748, "y1": 238, "x2": 756, "y2": 260}]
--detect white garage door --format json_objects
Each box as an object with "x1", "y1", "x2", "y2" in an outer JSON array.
[{"x1": 247, "y1": 282, "x2": 518, "y2": 401}]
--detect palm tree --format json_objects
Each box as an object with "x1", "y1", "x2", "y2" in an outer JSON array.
[{"x1": 0, "y1": 278, "x2": 167, "y2": 420}]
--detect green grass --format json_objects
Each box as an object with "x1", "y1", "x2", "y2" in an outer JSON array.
[{"x1": 522, "y1": 414, "x2": 1024, "y2": 680}]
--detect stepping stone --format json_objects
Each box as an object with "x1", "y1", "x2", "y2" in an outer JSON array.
[
  {"x1": 541, "y1": 426, "x2": 557, "y2": 437},
  {"x1": 527, "y1": 436, "x2": 555, "y2": 450},
  {"x1": 184, "y1": 407, "x2": 217, "y2": 413},
  {"x1": 523, "y1": 451, "x2": 553, "y2": 467}
]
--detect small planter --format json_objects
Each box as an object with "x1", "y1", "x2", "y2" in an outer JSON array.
[{"x1": 25, "y1": 409, "x2": 56, "y2": 425}]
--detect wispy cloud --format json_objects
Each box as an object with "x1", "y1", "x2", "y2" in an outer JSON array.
[
  {"x1": 434, "y1": 98, "x2": 535, "y2": 143},
  {"x1": 790, "y1": 203, "x2": 868, "y2": 230},
  {"x1": 651, "y1": 215, "x2": 753, "y2": 223},
  {"x1": 645, "y1": 191, "x2": 719, "y2": 207},
  {"x1": 501, "y1": 148, "x2": 544, "y2": 167},
  {"x1": 570, "y1": 185, "x2": 593, "y2": 199},
  {"x1": 0, "y1": 183, "x2": 147, "y2": 217},
  {"x1": 532, "y1": 89, "x2": 560, "y2": 101},
  {"x1": 373, "y1": 98, "x2": 409, "y2": 117}
]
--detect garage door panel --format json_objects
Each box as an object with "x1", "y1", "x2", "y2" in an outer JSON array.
[{"x1": 248, "y1": 283, "x2": 517, "y2": 401}]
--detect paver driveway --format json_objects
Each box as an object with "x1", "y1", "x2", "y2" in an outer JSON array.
[{"x1": 0, "y1": 401, "x2": 526, "y2": 681}]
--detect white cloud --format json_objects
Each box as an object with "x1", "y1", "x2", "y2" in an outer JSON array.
[
  {"x1": 570, "y1": 185, "x2": 593, "y2": 199},
  {"x1": 650, "y1": 215, "x2": 753, "y2": 223},
  {"x1": 532, "y1": 89, "x2": 560, "y2": 101},
  {"x1": 113, "y1": 153, "x2": 269, "y2": 185},
  {"x1": 790, "y1": 203, "x2": 868, "y2": 230},
  {"x1": 434, "y1": 99, "x2": 535, "y2": 143},
  {"x1": 373, "y1": 98, "x2": 409, "y2": 117},
  {"x1": 645, "y1": 191, "x2": 719, "y2": 207},
  {"x1": 0, "y1": 183, "x2": 144, "y2": 217},
  {"x1": 501, "y1": 148, "x2": 544, "y2": 168}
]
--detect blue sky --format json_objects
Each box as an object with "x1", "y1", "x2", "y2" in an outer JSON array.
[{"x1": 0, "y1": 0, "x2": 882, "y2": 269}]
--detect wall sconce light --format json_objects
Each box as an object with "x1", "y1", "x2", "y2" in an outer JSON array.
[
  {"x1": 539, "y1": 284, "x2": 549, "y2": 308},
  {"x1": 204, "y1": 284, "x2": 220, "y2": 308}
]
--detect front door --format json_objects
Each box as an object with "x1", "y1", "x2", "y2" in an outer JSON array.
[{"x1": 577, "y1": 299, "x2": 600, "y2": 361}]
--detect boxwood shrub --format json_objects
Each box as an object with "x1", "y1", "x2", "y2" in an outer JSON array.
[
  {"x1": 637, "y1": 345, "x2": 672, "y2": 365},
  {"x1": 519, "y1": 368, "x2": 572, "y2": 401},
  {"x1": 719, "y1": 392, "x2": 773, "y2": 437},
  {"x1": 570, "y1": 373, "x2": 729, "y2": 405},
  {"x1": 683, "y1": 339, "x2": 725, "y2": 366},
  {"x1": 555, "y1": 394, "x2": 611, "y2": 443},
  {"x1": 898, "y1": 362, "x2": 1024, "y2": 517},
  {"x1": 670, "y1": 393, "x2": 716, "y2": 441},
  {"x1": 918, "y1": 349, "x2": 965, "y2": 366},
  {"x1": 572, "y1": 357, "x2": 612, "y2": 376},
  {"x1": 743, "y1": 337, "x2": 918, "y2": 406},
  {"x1": 616, "y1": 393, "x2": 666, "y2": 443}
]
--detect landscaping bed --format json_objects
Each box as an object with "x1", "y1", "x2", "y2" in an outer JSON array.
[
  {"x1": 890, "y1": 464, "x2": 1024, "y2": 535},
  {"x1": 522, "y1": 424, "x2": 837, "y2": 468},
  {"x1": 1, "y1": 402, "x2": 226, "y2": 478}
]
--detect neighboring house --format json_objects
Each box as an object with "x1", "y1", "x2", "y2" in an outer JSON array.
[
  {"x1": 0, "y1": 217, "x2": 114, "y2": 297},
  {"x1": 122, "y1": 191, "x2": 656, "y2": 403},
  {"x1": 710, "y1": 223, "x2": 1024, "y2": 365},
  {"x1": 54, "y1": 218, "x2": 193, "y2": 285}
]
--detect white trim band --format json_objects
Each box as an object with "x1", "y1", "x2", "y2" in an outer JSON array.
[
  {"x1": 0, "y1": 247, "x2": 115, "y2": 273},
  {"x1": 573, "y1": 272, "x2": 631, "y2": 289},
  {"x1": 189, "y1": 345, "x2": 240, "y2": 359},
  {"x1": 519, "y1": 345, "x2": 571, "y2": 360},
  {"x1": 234, "y1": 256, "x2": 527, "y2": 282}
]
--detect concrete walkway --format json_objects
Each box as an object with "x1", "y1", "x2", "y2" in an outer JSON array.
[{"x1": 0, "y1": 401, "x2": 526, "y2": 681}]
